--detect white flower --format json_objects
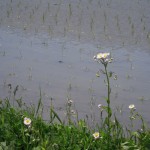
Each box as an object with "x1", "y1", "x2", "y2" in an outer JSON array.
[
  {"x1": 98, "y1": 104, "x2": 102, "y2": 108},
  {"x1": 104, "y1": 58, "x2": 109, "y2": 63},
  {"x1": 71, "y1": 109, "x2": 76, "y2": 115},
  {"x1": 24, "y1": 117, "x2": 32, "y2": 126},
  {"x1": 129, "y1": 104, "x2": 136, "y2": 110},
  {"x1": 130, "y1": 116, "x2": 136, "y2": 120},
  {"x1": 93, "y1": 52, "x2": 112, "y2": 65},
  {"x1": 96, "y1": 53, "x2": 110, "y2": 59},
  {"x1": 93, "y1": 132, "x2": 100, "y2": 139},
  {"x1": 67, "y1": 99, "x2": 73, "y2": 106},
  {"x1": 114, "y1": 74, "x2": 117, "y2": 80}
]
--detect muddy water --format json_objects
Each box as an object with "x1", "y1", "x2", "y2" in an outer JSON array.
[{"x1": 0, "y1": 0, "x2": 150, "y2": 123}]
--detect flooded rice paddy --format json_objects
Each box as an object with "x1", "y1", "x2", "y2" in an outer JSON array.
[{"x1": 0, "y1": 0, "x2": 150, "y2": 123}]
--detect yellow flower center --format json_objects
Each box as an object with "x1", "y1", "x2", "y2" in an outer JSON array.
[
  {"x1": 93, "y1": 132, "x2": 100, "y2": 139},
  {"x1": 24, "y1": 117, "x2": 31, "y2": 125}
]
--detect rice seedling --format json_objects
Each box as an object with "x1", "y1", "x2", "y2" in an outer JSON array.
[
  {"x1": 115, "y1": 15, "x2": 121, "y2": 33},
  {"x1": 68, "y1": 3, "x2": 72, "y2": 20},
  {"x1": 77, "y1": 9, "x2": 83, "y2": 41},
  {"x1": 47, "y1": 2, "x2": 50, "y2": 12},
  {"x1": 78, "y1": 30, "x2": 81, "y2": 41},
  {"x1": 104, "y1": 24, "x2": 107, "y2": 35},
  {"x1": 128, "y1": 16, "x2": 132, "y2": 25},
  {"x1": 17, "y1": 1, "x2": 21, "y2": 8},
  {"x1": 29, "y1": 12, "x2": 33, "y2": 21},
  {"x1": 48, "y1": 25, "x2": 53, "y2": 37},
  {"x1": 90, "y1": 16, "x2": 95, "y2": 40},
  {"x1": 65, "y1": 18, "x2": 70, "y2": 33},
  {"x1": 143, "y1": 23, "x2": 146, "y2": 32},
  {"x1": 137, "y1": 96, "x2": 145, "y2": 102},
  {"x1": 103, "y1": 10, "x2": 107, "y2": 25},
  {"x1": 131, "y1": 23, "x2": 135, "y2": 36},
  {"x1": 63, "y1": 26, "x2": 66, "y2": 37},
  {"x1": 54, "y1": 13, "x2": 58, "y2": 26},
  {"x1": 77, "y1": 0, "x2": 81, "y2": 9},
  {"x1": 54, "y1": 2, "x2": 61, "y2": 26},
  {"x1": 147, "y1": 32, "x2": 150, "y2": 40},
  {"x1": 88, "y1": 0, "x2": 93, "y2": 4},
  {"x1": 0, "y1": 50, "x2": 6, "y2": 56},
  {"x1": 107, "y1": 0, "x2": 112, "y2": 7},
  {"x1": 7, "y1": 10, "x2": 10, "y2": 18},
  {"x1": 98, "y1": 0, "x2": 101, "y2": 7}
]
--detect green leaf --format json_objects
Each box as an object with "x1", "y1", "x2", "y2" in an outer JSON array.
[
  {"x1": 101, "y1": 106, "x2": 112, "y2": 116},
  {"x1": 108, "y1": 71, "x2": 113, "y2": 77},
  {"x1": 50, "y1": 108, "x2": 62, "y2": 124},
  {"x1": 0, "y1": 142, "x2": 8, "y2": 150},
  {"x1": 33, "y1": 146, "x2": 45, "y2": 150},
  {"x1": 36, "y1": 88, "x2": 43, "y2": 117}
]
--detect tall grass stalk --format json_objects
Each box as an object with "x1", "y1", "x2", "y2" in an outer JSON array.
[
  {"x1": 35, "y1": 88, "x2": 43, "y2": 117},
  {"x1": 104, "y1": 61, "x2": 111, "y2": 149}
]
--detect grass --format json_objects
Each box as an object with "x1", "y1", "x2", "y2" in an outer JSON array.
[
  {"x1": 1, "y1": 95, "x2": 150, "y2": 150},
  {"x1": 0, "y1": 53, "x2": 150, "y2": 150}
]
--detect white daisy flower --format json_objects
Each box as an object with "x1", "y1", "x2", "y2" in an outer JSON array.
[
  {"x1": 93, "y1": 132, "x2": 100, "y2": 139},
  {"x1": 24, "y1": 117, "x2": 32, "y2": 126},
  {"x1": 98, "y1": 104, "x2": 102, "y2": 109},
  {"x1": 96, "y1": 53, "x2": 110, "y2": 59},
  {"x1": 129, "y1": 104, "x2": 136, "y2": 110}
]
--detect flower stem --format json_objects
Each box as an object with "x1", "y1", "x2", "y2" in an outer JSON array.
[{"x1": 104, "y1": 64, "x2": 111, "y2": 149}]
